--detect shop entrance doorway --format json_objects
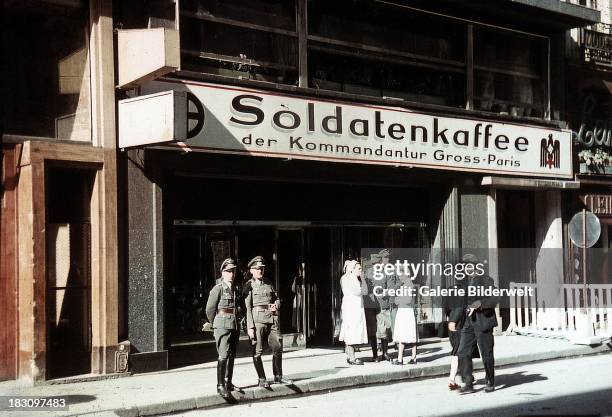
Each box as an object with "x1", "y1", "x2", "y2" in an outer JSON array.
[
  {"x1": 168, "y1": 221, "x2": 427, "y2": 364},
  {"x1": 496, "y1": 190, "x2": 535, "y2": 330},
  {"x1": 46, "y1": 167, "x2": 94, "y2": 378}
]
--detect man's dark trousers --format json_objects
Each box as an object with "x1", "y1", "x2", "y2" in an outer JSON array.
[{"x1": 458, "y1": 317, "x2": 494, "y2": 385}]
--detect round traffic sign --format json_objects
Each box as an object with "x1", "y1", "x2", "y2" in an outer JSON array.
[{"x1": 569, "y1": 211, "x2": 601, "y2": 248}]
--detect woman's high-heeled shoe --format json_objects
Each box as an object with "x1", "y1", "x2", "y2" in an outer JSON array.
[
  {"x1": 391, "y1": 359, "x2": 404, "y2": 365},
  {"x1": 448, "y1": 381, "x2": 460, "y2": 390},
  {"x1": 346, "y1": 358, "x2": 363, "y2": 365},
  {"x1": 408, "y1": 357, "x2": 417, "y2": 364}
]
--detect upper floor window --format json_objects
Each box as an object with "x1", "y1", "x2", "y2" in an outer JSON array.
[
  {"x1": 473, "y1": 26, "x2": 548, "y2": 118},
  {"x1": 180, "y1": 0, "x2": 298, "y2": 84},
  {"x1": 178, "y1": 0, "x2": 550, "y2": 119},
  {"x1": 2, "y1": 1, "x2": 92, "y2": 142},
  {"x1": 307, "y1": 0, "x2": 467, "y2": 107}
]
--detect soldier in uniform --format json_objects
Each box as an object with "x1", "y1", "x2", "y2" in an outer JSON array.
[
  {"x1": 374, "y1": 249, "x2": 397, "y2": 361},
  {"x1": 206, "y1": 258, "x2": 240, "y2": 398},
  {"x1": 245, "y1": 256, "x2": 293, "y2": 387}
]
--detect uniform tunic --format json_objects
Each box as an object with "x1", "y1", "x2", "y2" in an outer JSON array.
[
  {"x1": 245, "y1": 278, "x2": 282, "y2": 359},
  {"x1": 206, "y1": 280, "x2": 239, "y2": 360},
  {"x1": 366, "y1": 268, "x2": 398, "y2": 340}
]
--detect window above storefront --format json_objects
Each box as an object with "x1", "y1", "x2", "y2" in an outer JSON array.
[
  {"x1": 2, "y1": 1, "x2": 92, "y2": 142},
  {"x1": 179, "y1": 0, "x2": 298, "y2": 85},
  {"x1": 307, "y1": 0, "x2": 467, "y2": 108},
  {"x1": 570, "y1": 77, "x2": 612, "y2": 175},
  {"x1": 170, "y1": 0, "x2": 557, "y2": 121},
  {"x1": 473, "y1": 26, "x2": 548, "y2": 118}
]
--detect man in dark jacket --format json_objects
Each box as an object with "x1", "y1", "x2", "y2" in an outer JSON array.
[
  {"x1": 363, "y1": 253, "x2": 382, "y2": 361},
  {"x1": 456, "y1": 253, "x2": 499, "y2": 393}
]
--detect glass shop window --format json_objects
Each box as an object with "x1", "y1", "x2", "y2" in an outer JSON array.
[
  {"x1": 2, "y1": 1, "x2": 92, "y2": 142},
  {"x1": 309, "y1": 50, "x2": 466, "y2": 107},
  {"x1": 307, "y1": 0, "x2": 467, "y2": 107},
  {"x1": 473, "y1": 26, "x2": 547, "y2": 118},
  {"x1": 180, "y1": 0, "x2": 298, "y2": 85}
]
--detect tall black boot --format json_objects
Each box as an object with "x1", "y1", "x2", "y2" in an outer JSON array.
[
  {"x1": 370, "y1": 337, "x2": 378, "y2": 361},
  {"x1": 253, "y1": 357, "x2": 270, "y2": 388},
  {"x1": 217, "y1": 360, "x2": 229, "y2": 398},
  {"x1": 273, "y1": 353, "x2": 293, "y2": 384},
  {"x1": 225, "y1": 356, "x2": 235, "y2": 391},
  {"x1": 484, "y1": 357, "x2": 495, "y2": 392},
  {"x1": 380, "y1": 340, "x2": 390, "y2": 362}
]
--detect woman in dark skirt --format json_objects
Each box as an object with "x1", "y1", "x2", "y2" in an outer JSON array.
[
  {"x1": 448, "y1": 322, "x2": 461, "y2": 390},
  {"x1": 447, "y1": 282, "x2": 465, "y2": 390}
]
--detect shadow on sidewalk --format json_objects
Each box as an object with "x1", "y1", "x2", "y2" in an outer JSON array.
[
  {"x1": 449, "y1": 387, "x2": 609, "y2": 417},
  {"x1": 413, "y1": 352, "x2": 450, "y2": 363},
  {"x1": 289, "y1": 368, "x2": 343, "y2": 381},
  {"x1": 460, "y1": 371, "x2": 549, "y2": 395},
  {"x1": 493, "y1": 371, "x2": 548, "y2": 391},
  {"x1": 385, "y1": 346, "x2": 444, "y2": 361},
  {"x1": 238, "y1": 367, "x2": 343, "y2": 391},
  {"x1": 60, "y1": 395, "x2": 97, "y2": 405}
]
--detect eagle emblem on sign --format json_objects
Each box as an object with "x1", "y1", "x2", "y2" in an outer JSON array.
[{"x1": 540, "y1": 134, "x2": 560, "y2": 169}]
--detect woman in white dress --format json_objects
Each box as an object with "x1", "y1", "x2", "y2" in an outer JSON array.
[
  {"x1": 339, "y1": 260, "x2": 368, "y2": 365},
  {"x1": 392, "y1": 271, "x2": 418, "y2": 365}
]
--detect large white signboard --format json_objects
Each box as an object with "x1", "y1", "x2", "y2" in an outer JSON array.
[{"x1": 141, "y1": 79, "x2": 573, "y2": 178}]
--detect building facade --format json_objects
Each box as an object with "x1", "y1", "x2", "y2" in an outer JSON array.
[
  {"x1": 0, "y1": 0, "x2": 603, "y2": 381},
  {"x1": 566, "y1": 0, "x2": 612, "y2": 287},
  {"x1": 1, "y1": 0, "x2": 119, "y2": 382},
  {"x1": 114, "y1": 0, "x2": 598, "y2": 372}
]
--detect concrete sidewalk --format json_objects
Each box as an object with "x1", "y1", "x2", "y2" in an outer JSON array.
[{"x1": 0, "y1": 336, "x2": 610, "y2": 417}]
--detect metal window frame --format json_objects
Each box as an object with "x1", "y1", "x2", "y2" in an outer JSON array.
[{"x1": 175, "y1": 0, "x2": 552, "y2": 120}]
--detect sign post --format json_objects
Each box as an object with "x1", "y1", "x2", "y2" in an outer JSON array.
[{"x1": 568, "y1": 210, "x2": 602, "y2": 344}]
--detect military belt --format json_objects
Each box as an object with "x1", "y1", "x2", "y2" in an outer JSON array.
[
  {"x1": 253, "y1": 305, "x2": 276, "y2": 314},
  {"x1": 218, "y1": 308, "x2": 235, "y2": 314}
]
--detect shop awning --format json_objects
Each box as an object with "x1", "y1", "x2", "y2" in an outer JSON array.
[{"x1": 481, "y1": 176, "x2": 581, "y2": 189}]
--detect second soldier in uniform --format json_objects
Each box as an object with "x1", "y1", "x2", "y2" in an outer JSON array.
[
  {"x1": 206, "y1": 258, "x2": 240, "y2": 398},
  {"x1": 369, "y1": 249, "x2": 397, "y2": 361},
  {"x1": 245, "y1": 256, "x2": 293, "y2": 387}
]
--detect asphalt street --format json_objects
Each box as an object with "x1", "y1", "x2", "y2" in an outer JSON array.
[{"x1": 167, "y1": 353, "x2": 612, "y2": 417}]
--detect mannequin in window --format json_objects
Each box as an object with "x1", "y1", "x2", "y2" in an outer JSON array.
[{"x1": 291, "y1": 263, "x2": 305, "y2": 333}]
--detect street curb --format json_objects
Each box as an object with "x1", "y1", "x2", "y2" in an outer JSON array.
[
  {"x1": 39, "y1": 373, "x2": 133, "y2": 386},
  {"x1": 87, "y1": 343, "x2": 612, "y2": 417}
]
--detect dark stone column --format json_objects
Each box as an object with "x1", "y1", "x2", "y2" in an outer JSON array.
[
  {"x1": 126, "y1": 149, "x2": 167, "y2": 372},
  {"x1": 460, "y1": 187, "x2": 489, "y2": 249}
]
